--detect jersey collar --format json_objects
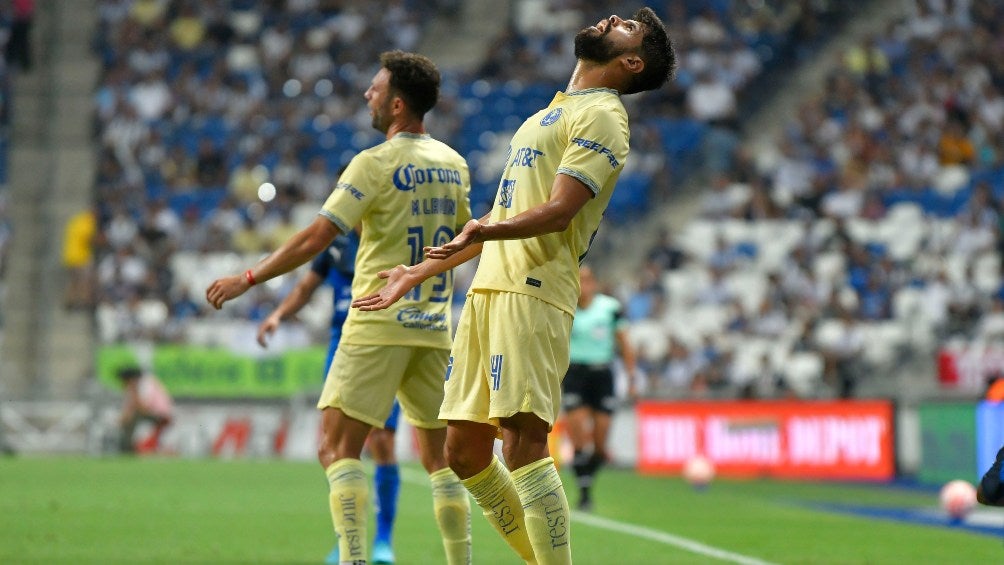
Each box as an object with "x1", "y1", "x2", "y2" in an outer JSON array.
[
  {"x1": 394, "y1": 132, "x2": 431, "y2": 140},
  {"x1": 565, "y1": 87, "x2": 619, "y2": 97}
]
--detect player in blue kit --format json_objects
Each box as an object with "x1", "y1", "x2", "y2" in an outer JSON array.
[{"x1": 257, "y1": 231, "x2": 401, "y2": 564}]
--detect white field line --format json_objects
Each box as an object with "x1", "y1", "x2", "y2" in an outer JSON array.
[
  {"x1": 399, "y1": 468, "x2": 780, "y2": 565},
  {"x1": 572, "y1": 511, "x2": 780, "y2": 565}
]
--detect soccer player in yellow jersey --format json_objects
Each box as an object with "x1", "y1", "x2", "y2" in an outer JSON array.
[
  {"x1": 353, "y1": 9, "x2": 676, "y2": 565},
  {"x1": 206, "y1": 51, "x2": 473, "y2": 565}
]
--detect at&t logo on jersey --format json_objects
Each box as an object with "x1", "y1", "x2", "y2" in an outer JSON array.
[
  {"x1": 392, "y1": 163, "x2": 463, "y2": 192},
  {"x1": 509, "y1": 147, "x2": 544, "y2": 169},
  {"x1": 540, "y1": 107, "x2": 563, "y2": 126}
]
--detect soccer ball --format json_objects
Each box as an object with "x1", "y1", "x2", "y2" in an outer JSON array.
[
  {"x1": 939, "y1": 479, "x2": 976, "y2": 519},
  {"x1": 682, "y1": 455, "x2": 715, "y2": 488}
]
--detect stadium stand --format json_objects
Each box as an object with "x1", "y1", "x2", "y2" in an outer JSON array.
[
  {"x1": 624, "y1": 0, "x2": 1004, "y2": 400},
  {"x1": 89, "y1": 0, "x2": 846, "y2": 364},
  {"x1": 0, "y1": 7, "x2": 17, "y2": 345}
]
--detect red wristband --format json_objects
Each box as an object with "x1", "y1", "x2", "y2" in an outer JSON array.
[{"x1": 244, "y1": 269, "x2": 257, "y2": 286}]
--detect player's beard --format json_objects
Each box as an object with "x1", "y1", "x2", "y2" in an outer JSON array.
[
  {"x1": 574, "y1": 22, "x2": 625, "y2": 63},
  {"x1": 370, "y1": 97, "x2": 392, "y2": 133}
]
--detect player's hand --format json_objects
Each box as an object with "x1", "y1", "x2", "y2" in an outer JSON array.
[
  {"x1": 206, "y1": 274, "x2": 251, "y2": 310},
  {"x1": 351, "y1": 265, "x2": 416, "y2": 311},
  {"x1": 257, "y1": 314, "x2": 280, "y2": 348},
  {"x1": 424, "y1": 219, "x2": 483, "y2": 260}
]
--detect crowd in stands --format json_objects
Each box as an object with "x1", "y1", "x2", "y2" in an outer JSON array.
[
  {"x1": 89, "y1": 0, "x2": 451, "y2": 344},
  {"x1": 0, "y1": 1, "x2": 29, "y2": 335},
  {"x1": 623, "y1": 0, "x2": 1004, "y2": 399},
  {"x1": 470, "y1": 0, "x2": 841, "y2": 214},
  {"x1": 88, "y1": 1, "x2": 848, "y2": 394}
]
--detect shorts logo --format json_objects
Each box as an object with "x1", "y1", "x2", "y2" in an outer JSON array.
[
  {"x1": 540, "y1": 108, "x2": 562, "y2": 126},
  {"x1": 525, "y1": 277, "x2": 542, "y2": 288},
  {"x1": 490, "y1": 354, "x2": 504, "y2": 391},
  {"x1": 445, "y1": 356, "x2": 454, "y2": 382}
]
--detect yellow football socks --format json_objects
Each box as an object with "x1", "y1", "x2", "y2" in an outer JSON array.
[
  {"x1": 430, "y1": 467, "x2": 473, "y2": 565},
  {"x1": 461, "y1": 455, "x2": 537, "y2": 564},
  {"x1": 512, "y1": 457, "x2": 571, "y2": 565},
  {"x1": 325, "y1": 458, "x2": 369, "y2": 564}
]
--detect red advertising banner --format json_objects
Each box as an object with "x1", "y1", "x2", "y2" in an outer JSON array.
[{"x1": 637, "y1": 400, "x2": 895, "y2": 480}]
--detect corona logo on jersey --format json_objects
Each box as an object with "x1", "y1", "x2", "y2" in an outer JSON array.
[{"x1": 392, "y1": 163, "x2": 463, "y2": 192}]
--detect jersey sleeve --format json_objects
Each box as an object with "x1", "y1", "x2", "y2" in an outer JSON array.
[
  {"x1": 319, "y1": 152, "x2": 378, "y2": 233},
  {"x1": 556, "y1": 104, "x2": 629, "y2": 196}
]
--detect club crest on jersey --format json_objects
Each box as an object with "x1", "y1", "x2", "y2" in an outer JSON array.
[
  {"x1": 498, "y1": 179, "x2": 515, "y2": 208},
  {"x1": 540, "y1": 108, "x2": 563, "y2": 126}
]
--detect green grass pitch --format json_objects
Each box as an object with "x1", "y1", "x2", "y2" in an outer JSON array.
[{"x1": 0, "y1": 457, "x2": 1001, "y2": 564}]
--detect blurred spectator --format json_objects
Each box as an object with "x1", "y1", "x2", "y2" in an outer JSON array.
[
  {"x1": 5, "y1": 0, "x2": 34, "y2": 71},
  {"x1": 645, "y1": 228, "x2": 685, "y2": 272},
  {"x1": 62, "y1": 207, "x2": 98, "y2": 309},
  {"x1": 822, "y1": 310, "x2": 865, "y2": 398},
  {"x1": 938, "y1": 118, "x2": 976, "y2": 166}
]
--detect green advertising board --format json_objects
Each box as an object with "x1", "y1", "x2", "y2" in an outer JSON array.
[
  {"x1": 97, "y1": 345, "x2": 327, "y2": 397},
  {"x1": 918, "y1": 402, "x2": 977, "y2": 485}
]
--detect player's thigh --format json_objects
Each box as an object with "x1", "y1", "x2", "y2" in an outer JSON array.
[
  {"x1": 486, "y1": 292, "x2": 572, "y2": 427},
  {"x1": 440, "y1": 293, "x2": 492, "y2": 425},
  {"x1": 397, "y1": 346, "x2": 451, "y2": 429},
  {"x1": 317, "y1": 343, "x2": 408, "y2": 428}
]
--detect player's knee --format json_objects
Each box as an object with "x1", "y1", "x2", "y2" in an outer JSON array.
[
  {"x1": 444, "y1": 441, "x2": 483, "y2": 478},
  {"x1": 317, "y1": 442, "x2": 335, "y2": 469},
  {"x1": 317, "y1": 432, "x2": 341, "y2": 468},
  {"x1": 443, "y1": 441, "x2": 465, "y2": 473}
]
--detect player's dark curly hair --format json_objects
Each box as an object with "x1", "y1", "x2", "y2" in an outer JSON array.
[
  {"x1": 624, "y1": 7, "x2": 676, "y2": 95},
  {"x1": 380, "y1": 50, "x2": 441, "y2": 118}
]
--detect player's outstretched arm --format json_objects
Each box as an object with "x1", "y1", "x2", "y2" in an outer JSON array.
[
  {"x1": 206, "y1": 217, "x2": 340, "y2": 310},
  {"x1": 425, "y1": 174, "x2": 592, "y2": 261},
  {"x1": 257, "y1": 270, "x2": 324, "y2": 347},
  {"x1": 352, "y1": 242, "x2": 483, "y2": 311},
  {"x1": 422, "y1": 218, "x2": 484, "y2": 260}
]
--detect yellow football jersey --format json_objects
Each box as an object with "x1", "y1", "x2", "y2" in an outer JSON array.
[
  {"x1": 321, "y1": 132, "x2": 473, "y2": 348},
  {"x1": 471, "y1": 88, "x2": 629, "y2": 315}
]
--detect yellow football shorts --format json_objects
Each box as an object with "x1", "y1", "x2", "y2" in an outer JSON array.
[
  {"x1": 317, "y1": 343, "x2": 449, "y2": 429},
  {"x1": 439, "y1": 290, "x2": 573, "y2": 428}
]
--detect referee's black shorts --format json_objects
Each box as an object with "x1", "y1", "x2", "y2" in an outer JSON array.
[{"x1": 561, "y1": 363, "x2": 617, "y2": 414}]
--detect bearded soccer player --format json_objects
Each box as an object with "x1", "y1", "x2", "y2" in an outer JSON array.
[
  {"x1": 207, "y1": 51, "x2": 472, "y2": 565},
  {"x1": 352, "y1": 10, "x2": 675, "y2": 564}
]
